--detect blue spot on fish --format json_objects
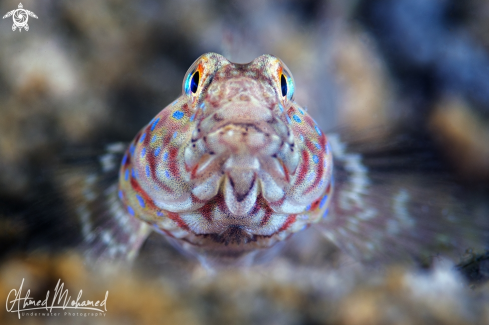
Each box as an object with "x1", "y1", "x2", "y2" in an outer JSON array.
[
  {"x1": 157, "y1": 211, "x2": 163, "y2": 217},
  {"x1": 314, "y1": 125, "x2": 322, "y2": 136},
  {"x1": 305, "y1": 204, "x2": 311, "y2": 211},
  {"x1": 125, "y1": 169, "x2": 129, "y2": 181},
  {"x1": 163, "y1": 152, "x2": 168, "y2": 161},
  {"x1": 322, "y1": 208, "x2": 329, "y2": 219},
  {"x1": 300, "y1": 134, "x2": 304, "y2": 142},
  {"x1": 172, "y1": 111, "x2": 184, "y2": 120},
  {"x1": 127, "y1": 206, "x2": 135, "y2": 216},
  {"x1": 132, "y1": 168, "x2": 137, "y2": 179},
  {"x1": 173, "y1": 131, "x2": 178, "y2": 139},
  {"x1": 286, "y1": 115, "x2": 291, "y2": 124},
  {"x1": 165, "y1": 170, "x2": 171, "y2": 179},
  {"x1": 313, "y1": 155, "x2": 319, "y2": 164},
  {"x1": 190, "y1": 114, "x2": 195, "y2": 122},
  {"x1": 139, "y1": 133, "x2": 146, "y2": 143},
  {"x1": 141, "y1": 148, "x2": 146, "y2": 157},
  {"x1": 293, "y1": 114, "x2": 301, "y2": 123},
  {"x1": 154, "y1": 147, "x2": 161, "y2": 156},
  {"x1": 200, "y1": 102, "x2": 206, "y2": 110},
  {"x1": 122, "y1": 154, "x2": 127, "y2": 165},
  {"x1": 279, "y1": 104, "x2": 284, "y2": 112},
  {"x1": 146, "y1": 165, "x2": 150, "y2": 177},
  {"x1": 299, "y1": 108, "x2": 305, "y2": 115},
  {"x1": 320, "y1": 195, "x2": 328, "y2": 209},
  {"x1": 136, "y1": 194, "x2": 145, "y2": 208},
  {"x1": 151, "y1": 135, "x2": 157, "y2": 143},
  {"x1": 118, "y1": 190, "x2": 123, "y2": 200},
  {"x1": 151, "y1": 118, "x2": 160, "y2": 131},
  {"x1": 315, "y1": 143, "x2": 321, "y2": 150},
  {"x1": 130, "y1": 144, "x2": 135, "y2": 156}
]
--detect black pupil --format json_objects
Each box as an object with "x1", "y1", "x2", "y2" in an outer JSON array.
[
  {"x1": 190, "y1": 71, "x2": 199, "y2": 93},
  {"x1": 281, "y1": 74, "x2": 287, "y2": 97}
]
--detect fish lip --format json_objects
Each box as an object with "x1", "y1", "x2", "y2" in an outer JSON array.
[
  {"x1": 166, "y1": 224, "x2": 290, "y2": 249},
  {"x1": 208, "y1": 120, "x2": 267, "y2": 135}
]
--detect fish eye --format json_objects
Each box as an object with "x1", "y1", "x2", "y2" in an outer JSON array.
[
  {"x1": 280, "y1": 73, "x2": 287, "y2": 97},
  {"x1": 277, "y1": 61, "x2": 294, "y2": 100},
  {"x1": 190, "y1": 71, "x2": 199, "y2": 93},
  {"x1": 182, "y1": 53, "x2": 230, "y2": 96},
  {"x1": 184, "y1": 69, "x2": 200, "y2": 95}
]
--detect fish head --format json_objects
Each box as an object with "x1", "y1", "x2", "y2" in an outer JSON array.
[{"x1": 119, "y1": 53, "x2": 333, "y2": 259}]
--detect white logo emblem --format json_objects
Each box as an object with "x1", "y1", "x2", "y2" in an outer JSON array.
[{"x1": 2, "y1": 3, "x2": 38, "y2": 32}]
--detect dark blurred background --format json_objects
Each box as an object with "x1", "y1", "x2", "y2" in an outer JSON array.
[{"x1": 0, "y1": 0, "x2": 489, "y2": 324}]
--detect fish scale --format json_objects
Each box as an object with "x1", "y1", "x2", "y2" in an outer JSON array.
[{"x1": 74, "y1": 53, "x2": 488, "y2": 267}]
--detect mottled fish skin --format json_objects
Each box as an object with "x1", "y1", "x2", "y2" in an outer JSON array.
[
  {"x1": 321, "y1": 131, "x2": 489, "y2": 265},
  {"x1": 75, "y1": 53, "x2": 488, "y2": 267},
  {"x1": 61, "y1": 143, "x2": 152, "y2": 265},
  {"x1": 118, "y1": 53, "x2": 333, "y2": 264}
]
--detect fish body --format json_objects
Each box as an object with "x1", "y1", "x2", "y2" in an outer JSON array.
[
  {"x1": 118, "y1": 53, "x2": 333, "y2": 264},
  {"x1": 73, "y1": 53, "x2": 488, "y2": 267}
]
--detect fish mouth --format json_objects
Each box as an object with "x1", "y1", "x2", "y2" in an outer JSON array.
[
  {"x1": 164, "y1": 226, "x2": 288, "y2": 265},
  {"x1": 207, "y1": 225, "x2": 256, "y2": 245},
  {"x1": 186, "y1": 120, "x2": 297, "y2": 216}
]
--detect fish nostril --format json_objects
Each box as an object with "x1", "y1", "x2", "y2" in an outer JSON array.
[{"x1": 213, "y1": 113, "x2": 224, "y2": 122}]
